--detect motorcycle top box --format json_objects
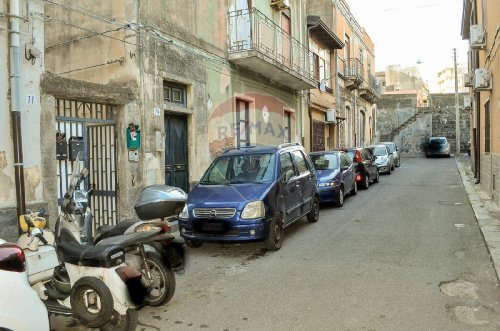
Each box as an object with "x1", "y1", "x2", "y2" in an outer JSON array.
[{"x1": 134, "y1": 185, "x2": 187, "y2": 220}]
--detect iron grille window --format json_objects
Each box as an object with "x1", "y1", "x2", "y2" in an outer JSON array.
[{"x1": 163, "y1": 81, "x2": 187, "y2": 106}]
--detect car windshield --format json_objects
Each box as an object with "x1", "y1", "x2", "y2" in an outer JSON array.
[
  {"x1": 371, "y1": 146, "x2": 387, "y2": 156},
  {"x1": 310, "y1": 154, "x2": 339, "y2": 170},
  {"x1": 430, "y1": 138, "x2": 447, "y2": 145},
  {"x1": 346, "y1": 151, "x2": 355, "y2": 160},
  {"x1": 200, "y1": 153, "x2": 276, "y2": 185}
]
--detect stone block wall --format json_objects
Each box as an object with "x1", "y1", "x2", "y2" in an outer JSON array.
[
  {"x1": 377, "y1": 93, "x2": 470, "y2": 157},
  {"x1": 480, "y1": 153, "x2": 500, "y2": 206}
]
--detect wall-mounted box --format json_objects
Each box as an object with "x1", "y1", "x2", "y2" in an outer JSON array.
[
  {"x1": 68, "y1": 136, "x2": 84, "y2": 161},
  {"x1": 56, "y1": 140, "x2": 68, "y2": 160}
]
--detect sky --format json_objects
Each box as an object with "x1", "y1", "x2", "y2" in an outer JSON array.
[{"x1": 347, "y1": 0, "x2": 469, "y2": 91}]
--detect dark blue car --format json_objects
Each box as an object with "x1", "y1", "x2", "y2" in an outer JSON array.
[
  {"x1": 309, "y1": 151, "x2": 357, "y2": 207},
  {"x1": 178, "y1": 144, "x2": 320, "y2": 251}
]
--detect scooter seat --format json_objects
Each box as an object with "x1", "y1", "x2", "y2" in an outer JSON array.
[
  {"x1": 94, "y1": 219, "x2": 138, "y2": 243},
  {"x1": 58, "y1": 242, "x2": 125, "y2": 268}
]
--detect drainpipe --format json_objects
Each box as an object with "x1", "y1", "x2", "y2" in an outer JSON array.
[
  {"x1": 9, "y1": 0, "x2": 26, "y2": 234},
  {"x1": 306, "y1": 23, "x2": 320, "y2": 151}
]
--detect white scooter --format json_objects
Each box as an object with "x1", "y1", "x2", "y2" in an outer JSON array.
[
  {"x1": 62, "y1": 160, "x2": 186, "y2": 307},
  {"x1": 17, "y1": 162, "x2": 148, "y2": 330}
]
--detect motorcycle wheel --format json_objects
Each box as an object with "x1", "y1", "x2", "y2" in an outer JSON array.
[
  {"x1": 100, "y1": 309, "x2": 138, "y2": 331},
  {"x1": 70, "y1": 276, "x2": 114, "y2": 328},
  {"x1": 142, "y1": 251, "x2": 176, "y2": 306}
]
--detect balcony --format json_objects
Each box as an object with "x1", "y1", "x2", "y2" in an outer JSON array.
[
  {"x1": 228, "y1": 8, "x2": 318, "y2": 90},
  {"x1": 339, "y1": 58, "x2": 363, "y2": 90},
  {"x1": 359, "y1": 73, "x2": 381, "y2": 103}
]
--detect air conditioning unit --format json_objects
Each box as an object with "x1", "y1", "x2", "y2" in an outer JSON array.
[
  {"x1": 463, "y1": 73, "x2": 473, "y2": 87},
  {"x1": 463, "y1": 95, "x2": 472, "y2": 109},
  {"x1": 470, "y1": 25, "x2": 486, "y2": 49},
  {"x1": 271, "y1": 0, "x2": 290, "y2": 10},
  {"x1": 326, "y1": 109, "x2": 336, "y2": 123},
  {"x1": 474, "y1": 68, "x2": 492, "y2": 90}
]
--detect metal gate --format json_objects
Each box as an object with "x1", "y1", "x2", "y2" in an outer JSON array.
[{"x1": 56, "y1": 99, "x2": 118, "y2": 229}]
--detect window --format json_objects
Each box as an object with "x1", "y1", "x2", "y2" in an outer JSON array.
[
  {"x1": 284, "y1": 111, "x2": 291, "y2": 143},
  {"x1": 163, "y1": 81, "x2": 187, "y2": 106},
  {"x1": 280, "y1": 152, "x2": 295, "y2": 177},
  {"x1": 292, "y1": 150, "x2": 309, "y2": 175},
  {"x1": 485, "y1": 100, "x2": 490, "y2": 153},
  {"x1": 236, "y1": 99, "x2": 250, "y2": 147}
]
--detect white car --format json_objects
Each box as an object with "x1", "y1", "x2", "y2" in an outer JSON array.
[{"x1": 0, "y1": 239, "x2": 49, "y2": 331}]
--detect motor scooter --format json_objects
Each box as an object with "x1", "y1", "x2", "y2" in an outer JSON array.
[
  {"x1": 18, "y1": 203, "x2": 147, "y2": 331},
  {"x1": 62, "y1": 157, "x2": 186, "y2": 307}
]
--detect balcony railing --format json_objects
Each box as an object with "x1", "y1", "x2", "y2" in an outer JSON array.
[
  {"x1": 338, "y1": 57, "x2": 363, "y2": 90},
  {"x1": 359, "y1": 72, "x2": 381, "y2": 103},
  {"x1": 228, "y1": 8, "x2": 318, "y2": 89}
]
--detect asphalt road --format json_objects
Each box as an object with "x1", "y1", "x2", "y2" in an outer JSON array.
[{"x1": 53, "y1": 157, "x2": 500, "y2": 331}]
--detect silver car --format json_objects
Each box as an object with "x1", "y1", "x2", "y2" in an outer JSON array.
[
  {"x1": 378, "y1": 141, "x2": 400, "y2": 168},
  {"x1": 369, "y1": 144, "x2": 394, "y2": 174}
]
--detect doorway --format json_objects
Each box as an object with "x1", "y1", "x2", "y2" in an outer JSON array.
[{"x1": 164, "y1": 113, "x2": 189, "y2": 192}]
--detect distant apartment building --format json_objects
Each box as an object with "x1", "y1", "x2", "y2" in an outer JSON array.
[
  {"x1": 376, "y1": 65, "x2": 429, "y2": 107},
  {"x1": 436, "y1": 64, "x2": 468, "y2": 93},
  {"x1": 462, "y1": 0, "x2": 500, "y2": 206}
]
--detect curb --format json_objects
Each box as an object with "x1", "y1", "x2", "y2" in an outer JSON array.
[{"x1": 455, "y1": 156, "x2": 500, "y2": 283}]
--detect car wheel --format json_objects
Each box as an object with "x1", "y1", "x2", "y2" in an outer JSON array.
[
  {"x1": 185, "y1": 240, "x2": 203, "y2": 248},
  {"x1": 306, "y1": 196, "x2": 319, "y2": 223},
  {"x1": 373, "y1": 170, "x2": 380, "y2": 183},
  {"x1": 362, "y1": 174, "x2": 369, "y2": 189},
  {"x1": 335, "y1": 187, "x2": 344, "y2": 207},
  {"x1": 351, "y1": 180, "x2": 357, "y2": 196},
  {"x1": 264, "y1": 216, "x2": 283, "y2": 251}
]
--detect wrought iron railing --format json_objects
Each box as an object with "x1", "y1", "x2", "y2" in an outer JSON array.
[
  {"x1": 339, "y1": 58, "x2": 363, "y2": 78},
  {"x1": 367, "y1": 73, "x2": 382, "y2": 96},
  {"x1": 228, "y1": 8, "x2": 318, "y2": 82}
]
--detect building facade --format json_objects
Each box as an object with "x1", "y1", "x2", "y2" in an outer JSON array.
[
  {"x1": 436, "y1": 64, "x2": 468, "y2": 94},
  {"x1": 307, "y1": 0, "x2": 380, "y2": 149},
  {"x1": 462, "y1": 0, "x2": 500, "y2": 206},
  {"x1": 1, "y1": 0, "x2": 47, "y2": 241},
  {"x1": 0, "y1": 0, "x2": 378, "y2": 239}
]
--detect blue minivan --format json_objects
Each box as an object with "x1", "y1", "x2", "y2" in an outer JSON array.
[{"x1": 178, "y1": 143, "x2": 319, "y2": 251}]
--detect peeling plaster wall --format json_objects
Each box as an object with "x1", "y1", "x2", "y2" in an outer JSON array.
[{"x1": 0, "y1": 0, "x2": 46, "y2": 240}]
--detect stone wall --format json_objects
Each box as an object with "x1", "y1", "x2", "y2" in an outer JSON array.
[
  {"x1": 480, "y1": 153, "x2": 500, "y2": 206},
  {"x1": 377, "y1": 93, "x2": 470, "y2": 157}
]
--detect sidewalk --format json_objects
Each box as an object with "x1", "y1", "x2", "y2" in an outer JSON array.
[{"x1": 456, "y1": 155, "x2": 500, "y2": 282}]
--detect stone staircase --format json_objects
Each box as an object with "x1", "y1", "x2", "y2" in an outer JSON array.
[{"x1": 387, "y1": 108, "x2": 432, "y2": 140}]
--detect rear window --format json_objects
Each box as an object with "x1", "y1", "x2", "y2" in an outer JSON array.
[
  {"x1": 346, "y1": 151, "x2": 355, "y2": 160},
  {"x1": 310, "y1": 154, "x2": 339, "y2": 170},
  {"x1": 385, "y1": 144, "x2": 396, "y2": 153},
  {"x1": 430, "y1": 138, "x2": 447, "y2": 145},
  {"x1": 371, "y1": 146, "x2": 387, "y2": 156}
]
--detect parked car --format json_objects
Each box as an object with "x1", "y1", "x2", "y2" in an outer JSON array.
[
  {"x1": 425, "y1": 137, "x2": 451, "y2": 158},
  {"x1": 0, "y1": 239, "x2": 50, "y2": 331},
  {"x1": 369, "y1": 144, "x2": 394, "y2": 175},
  {"x1": 377, "y1": 141, "x2": 400, "y2": 167},
  {"x1": 309, "y1": 150, "x2": 357, "y2": 207},
  {"x1": 344, "y1": 147, "x2": 379, "y2": 189},
  {"x1": 178, "y1": 143, "x2": 320, "y2": 251}
]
